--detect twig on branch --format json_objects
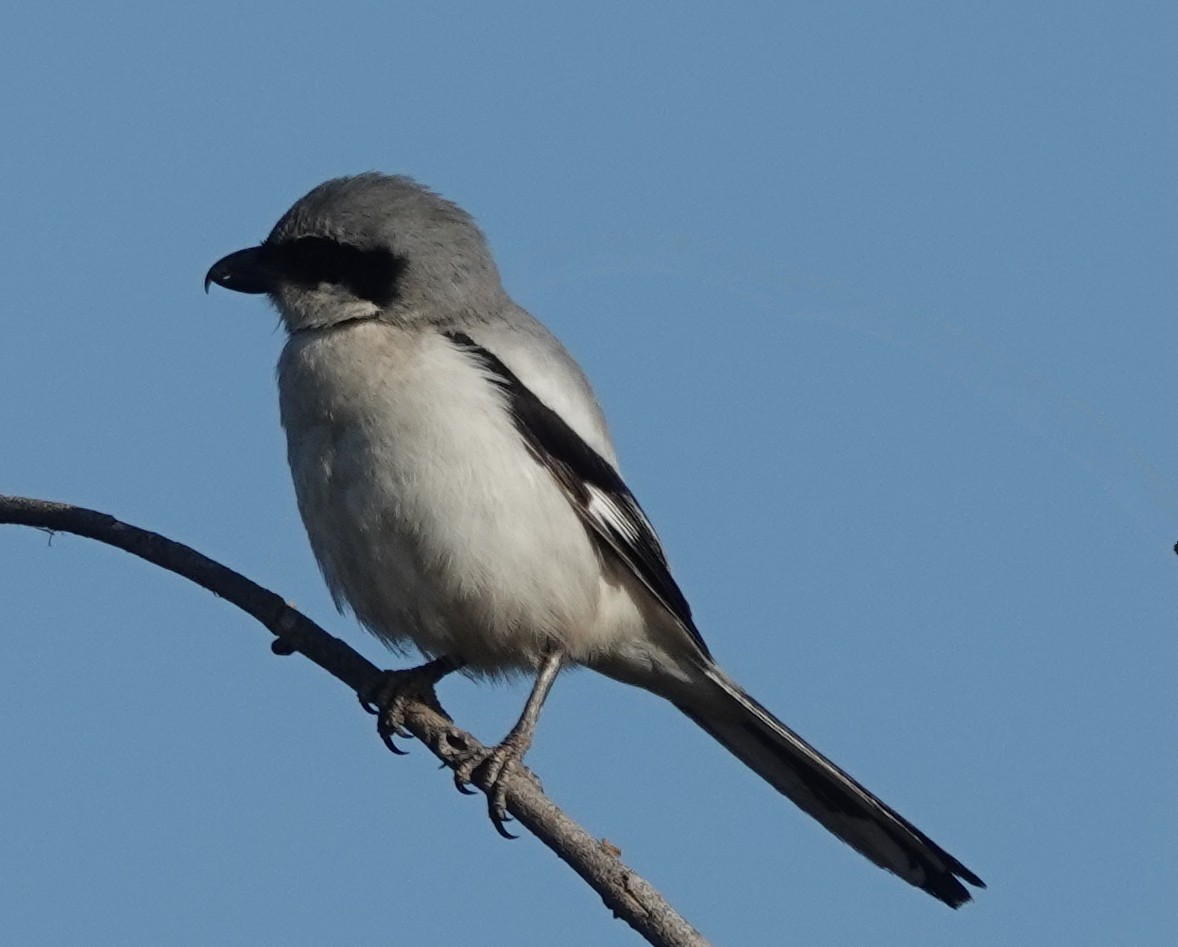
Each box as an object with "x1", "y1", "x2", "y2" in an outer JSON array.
[{"x1": 1, "y1": 494, "x2": 711, "y2": 947}]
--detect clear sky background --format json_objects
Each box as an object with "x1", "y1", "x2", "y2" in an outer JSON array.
[{"x1": 2, "y1": 3, "x2": 1175, "y2": 945}]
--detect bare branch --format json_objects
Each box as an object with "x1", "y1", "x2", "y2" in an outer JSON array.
[{"x1": 0, "y1": 494, "x2": 710, "y2": 947}]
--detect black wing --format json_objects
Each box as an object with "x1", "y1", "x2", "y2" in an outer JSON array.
[{"x1": 446, "y1": 331, "x2": 711, "y2": 660}]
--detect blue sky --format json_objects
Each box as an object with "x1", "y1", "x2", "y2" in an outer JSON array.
[{"x1": 2, "y1": 3, "x2": 1175, "y2": 944}]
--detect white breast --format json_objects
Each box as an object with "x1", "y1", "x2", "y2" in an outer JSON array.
[{"x1": 276, "y1": 321, "x2": 647, "y2": 674}]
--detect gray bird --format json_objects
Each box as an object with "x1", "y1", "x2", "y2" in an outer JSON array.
[{"x1": 205, "y1": 173, "x2": 984, "y2": 907}]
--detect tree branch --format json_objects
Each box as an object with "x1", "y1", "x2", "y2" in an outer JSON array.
[{"x1": 1, "y1": 494, "x2": 710, "y2": 947}]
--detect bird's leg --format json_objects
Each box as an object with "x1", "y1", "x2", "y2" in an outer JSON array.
[
  {"x1": 454, "y1": 650, "x2": 565, "y2": 837},
  {"x1": 359, "y1": 655, "x2": 464, "y2": 754}
]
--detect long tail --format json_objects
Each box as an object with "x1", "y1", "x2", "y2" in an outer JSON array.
[{"x1": 677, "y1": 666, "x2": 985, "y2": 907}]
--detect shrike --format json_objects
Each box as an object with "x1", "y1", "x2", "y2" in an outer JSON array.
[{"x1": 206, "y1": 173, "x2": 984, "y2": 907}]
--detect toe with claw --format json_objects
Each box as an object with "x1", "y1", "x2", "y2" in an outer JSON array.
[
  {"x1": 452, "y1": 735, "x2": 534, "y2": 838},
  {"x1": 358, "y1": 656, "x2": 461, "y2": 754}
]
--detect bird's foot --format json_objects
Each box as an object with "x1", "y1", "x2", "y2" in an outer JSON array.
[
  {"x1": 450, "y1": 651, "x2": 562, "y2": 838},
  {"x1": 359, "y1": 656, "x2": 460, "y2": 755},
  {"x1": 452, "y1": 732, "x2": 534, "y2": 839}
]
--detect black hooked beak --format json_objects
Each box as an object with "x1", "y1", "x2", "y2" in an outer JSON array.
[{"x1": 204, "y1": 246, "x2": 278, "y2": 295}]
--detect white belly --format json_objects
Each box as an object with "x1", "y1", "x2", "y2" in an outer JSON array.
[{"x1": 276, "y1": 321, "x2": 647, "y2": 674}]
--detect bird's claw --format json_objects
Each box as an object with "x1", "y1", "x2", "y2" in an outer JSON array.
[
  {"x1": 452, "y1": 740, "x2": 527, "y2": 838},
  {"x1": 358, "y1": 666, "x2": 446, "y2": 755}
]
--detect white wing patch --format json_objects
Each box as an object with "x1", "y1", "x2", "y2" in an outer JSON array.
[{"x1": 445, "y1": 329, "x2": 710, "y2": 659}]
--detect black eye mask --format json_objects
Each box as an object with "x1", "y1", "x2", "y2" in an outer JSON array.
[{"x1": 270, "y1": 236, "x2": 408, "y2": 307}]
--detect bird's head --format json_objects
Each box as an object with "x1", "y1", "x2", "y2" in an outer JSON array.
[{"x1": 205, "y1": 173, "x2": 506, "y2": 333}]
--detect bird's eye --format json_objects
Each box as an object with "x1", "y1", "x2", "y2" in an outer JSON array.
[{"x1": 273, "y1": 236, "x2": 407, "y2": 307}]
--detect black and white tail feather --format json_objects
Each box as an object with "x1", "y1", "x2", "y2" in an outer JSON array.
[{"x1": 680, "y1": 666, "x2": 983, "y2": 907}]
